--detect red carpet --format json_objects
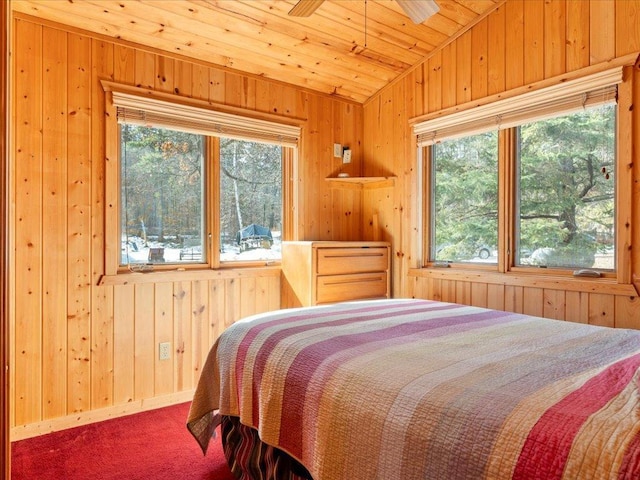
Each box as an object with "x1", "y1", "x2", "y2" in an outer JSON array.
[{"x1": 11, "y1": 402, "x2": 235, "y2": 480}]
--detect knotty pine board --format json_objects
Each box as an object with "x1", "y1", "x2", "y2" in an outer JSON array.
[
  {"x1": 10, "y1": 16, "x2": 363, "y2": 433},
  {"x1": 364, "y1": 0, "x2": 640, "y2": 324}
]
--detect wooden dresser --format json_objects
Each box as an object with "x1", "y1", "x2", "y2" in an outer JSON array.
[{"x1": 282, "y1": 241, "x2": 390, "y2": 306}]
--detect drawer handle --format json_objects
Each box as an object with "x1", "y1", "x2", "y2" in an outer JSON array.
[
  {"x1": 322, "y1": 253, "x2": 384, "y2": 259},
  {"x1": 322, "y1": 277, "x2": 383, "y2": 286}
]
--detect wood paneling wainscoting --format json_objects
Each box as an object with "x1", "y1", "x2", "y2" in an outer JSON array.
[
  {"x1": 363, "y1": 0, "x2": 640, "y2": 328},
  {"x1": 11, "y1": 270, "x2": 280, "y2": 441},
  {"x1": 9, "y1": 15, "x2": 364, "y2": 437},
  {"x1": 407, "y1": 271, "x2": 640, "y2": 329}
]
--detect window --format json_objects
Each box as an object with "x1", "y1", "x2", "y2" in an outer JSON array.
[
  {"x1": 516, "y1": 105, "x2": 616, "y2": 269},
  {"x1": 431, "y1": 132, "x2": 498, "y2": 263},
  {"x1": 219, "y1": 138, "x2": 283, "y2": 262},
  {"x1": 414, "y1": 66, "x2": 625, "y2": 276},
  {"x1": 104, "y1": 82, "x2": 300, "y2": 274},
  {"x1": 120, "y1": 124, "x2": 206, "y2": 266}
]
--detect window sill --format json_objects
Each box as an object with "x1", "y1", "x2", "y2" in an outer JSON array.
[
  {"x1": 408, "y1": 267, "x2": 639, "y2": 297},
  {"x1": 98, "y1": 265, "x2": 281, "y2": 286}
]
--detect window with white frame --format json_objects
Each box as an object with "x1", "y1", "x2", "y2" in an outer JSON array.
[
  {"x1": 107, "y1": 84, "x2": 300, "y2": 271},
  {"x1": 415, "y1": 67, "x2": 622, "y2": 274}
]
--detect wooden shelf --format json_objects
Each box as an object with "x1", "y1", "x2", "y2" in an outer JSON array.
[{"x1": 325, "y1": 176, "x2": 395, "y2": 189}]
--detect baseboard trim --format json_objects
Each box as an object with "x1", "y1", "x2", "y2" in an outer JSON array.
[{"x1": 10, "y1": 390, "x2": 195, "y2": 442}]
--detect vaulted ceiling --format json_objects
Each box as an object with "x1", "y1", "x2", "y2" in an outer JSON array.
[{"x1": 11, "y1": 0, "x2": 504, "y2": 103}]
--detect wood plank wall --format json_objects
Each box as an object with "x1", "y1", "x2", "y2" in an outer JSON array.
[
  {"x1": 2, "y1": 0, "x2": 9, "y2": 476},
  {"x1": 9, "y1": 15, "x2": 364, "y2": 436},
  {"x1": 363, "y1": 0, "x2": 640, "y2": 327},
  {"x1": 10, "y1": 0, "x2": 640, "y2": 440}
]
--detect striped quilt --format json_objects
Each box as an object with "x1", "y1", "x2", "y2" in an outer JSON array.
[{"x1": 187, "y1": 299, "x2": 640, "y2": 479}]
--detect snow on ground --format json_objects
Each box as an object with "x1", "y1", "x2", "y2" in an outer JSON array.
[{"x1": 121, "y1": 233, "x2": 282, "y2": 265}]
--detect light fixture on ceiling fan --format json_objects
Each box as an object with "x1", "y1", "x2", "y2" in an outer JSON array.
[{"x1": 288, "y1": 0, "x2": 440, "y2": 24}]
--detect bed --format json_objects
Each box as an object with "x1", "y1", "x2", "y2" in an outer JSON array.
[{"x1": 187, "y1": 298, "x2": 640, "y2": 479}]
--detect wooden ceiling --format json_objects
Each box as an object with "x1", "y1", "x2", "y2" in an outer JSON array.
[{"x1": 11, "y1": 0, "x2": 503, "y2": 103}]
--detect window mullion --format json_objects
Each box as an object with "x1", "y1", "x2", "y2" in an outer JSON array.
[
  {"x1": 210, "y1": 137, "x2": 221, "y2": 270},
  {"x1": 282, "y1": 148, "x2": 294, "y2": 242},
  {"x1": 497, "y1": 129, "x2": 514, "y2": 273},
  {"x1": 422, "y1": 146, "x2": 433, "y2": 265}
]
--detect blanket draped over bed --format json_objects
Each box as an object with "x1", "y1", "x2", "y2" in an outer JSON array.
[{"x1": 187, "y1": 299, "x2": 640, "y2": 479}]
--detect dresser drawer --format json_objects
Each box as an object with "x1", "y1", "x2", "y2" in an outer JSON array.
[
  {"x1": 316, "y1": 272, "x2": 388, "y2": 304},
  {"x1": 282, "y1": 241, "x2": 390, "y2": 307},
  {"x1": 316, "y1": 247, "x2": 389, "y2": 275}
]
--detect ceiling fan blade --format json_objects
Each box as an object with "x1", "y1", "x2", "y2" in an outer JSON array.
[
  {"x1": 395, "y1": 0, "x2": 440, "y2": 24},
  {"x1": 288, "y1": 0, "x2": 326, "y2": 17}
]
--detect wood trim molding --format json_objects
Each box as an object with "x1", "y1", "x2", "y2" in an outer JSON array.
[
  {"x1": 408, "y1": 268, "x2": 639, "y2": 297},
  {"x1": 1, "y1": 1, "x2": 10, "y2": 478},
  {"x1": 98, "y1": 265, "x2": 282, "y2": 286},
  {"x1": 616, "y1": 64, "x2": 636, "y2": 285},
  {"x1": 10, "y1": 390, "x2": 195, "y2": 442}
]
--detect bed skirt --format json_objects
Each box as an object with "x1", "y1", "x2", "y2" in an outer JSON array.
[{"x1": 221, "y1": 415, "x2": 313, "y2": 480}]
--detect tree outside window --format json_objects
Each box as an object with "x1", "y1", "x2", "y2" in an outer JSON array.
[
  {"x1": 428, "y1": 104, "x2": 616, "y2": 271},
  {"x1": 120, "y1": 126, "x2": 284, "y2": 266},
  {"x1": 516, "y1": 105, "x2": 615, "y2": 269},
  {"x1": 219, "y1": 139, "x2": 282, "y2": 262},
  {"x1": 431, "y1": 131, "x2": 499, "y2": 263},
  {"x1": 120, "y1": 124, "x2": 205, "y2": 265}
]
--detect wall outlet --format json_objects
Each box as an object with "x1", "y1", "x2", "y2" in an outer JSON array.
[
  {"x1": 342, "y1": 148, "x2": 352, "y2": 164},
  {"x1": 159, "y1": 342, "x2": 171, "y2": 361},
  {"x1": 333, "y1": 143, "x2": 343, "y2": 158}
]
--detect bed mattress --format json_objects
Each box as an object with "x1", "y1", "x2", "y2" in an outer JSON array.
[{"x1": 188, "y1": 299, "x2": 640, "y2": 479}]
